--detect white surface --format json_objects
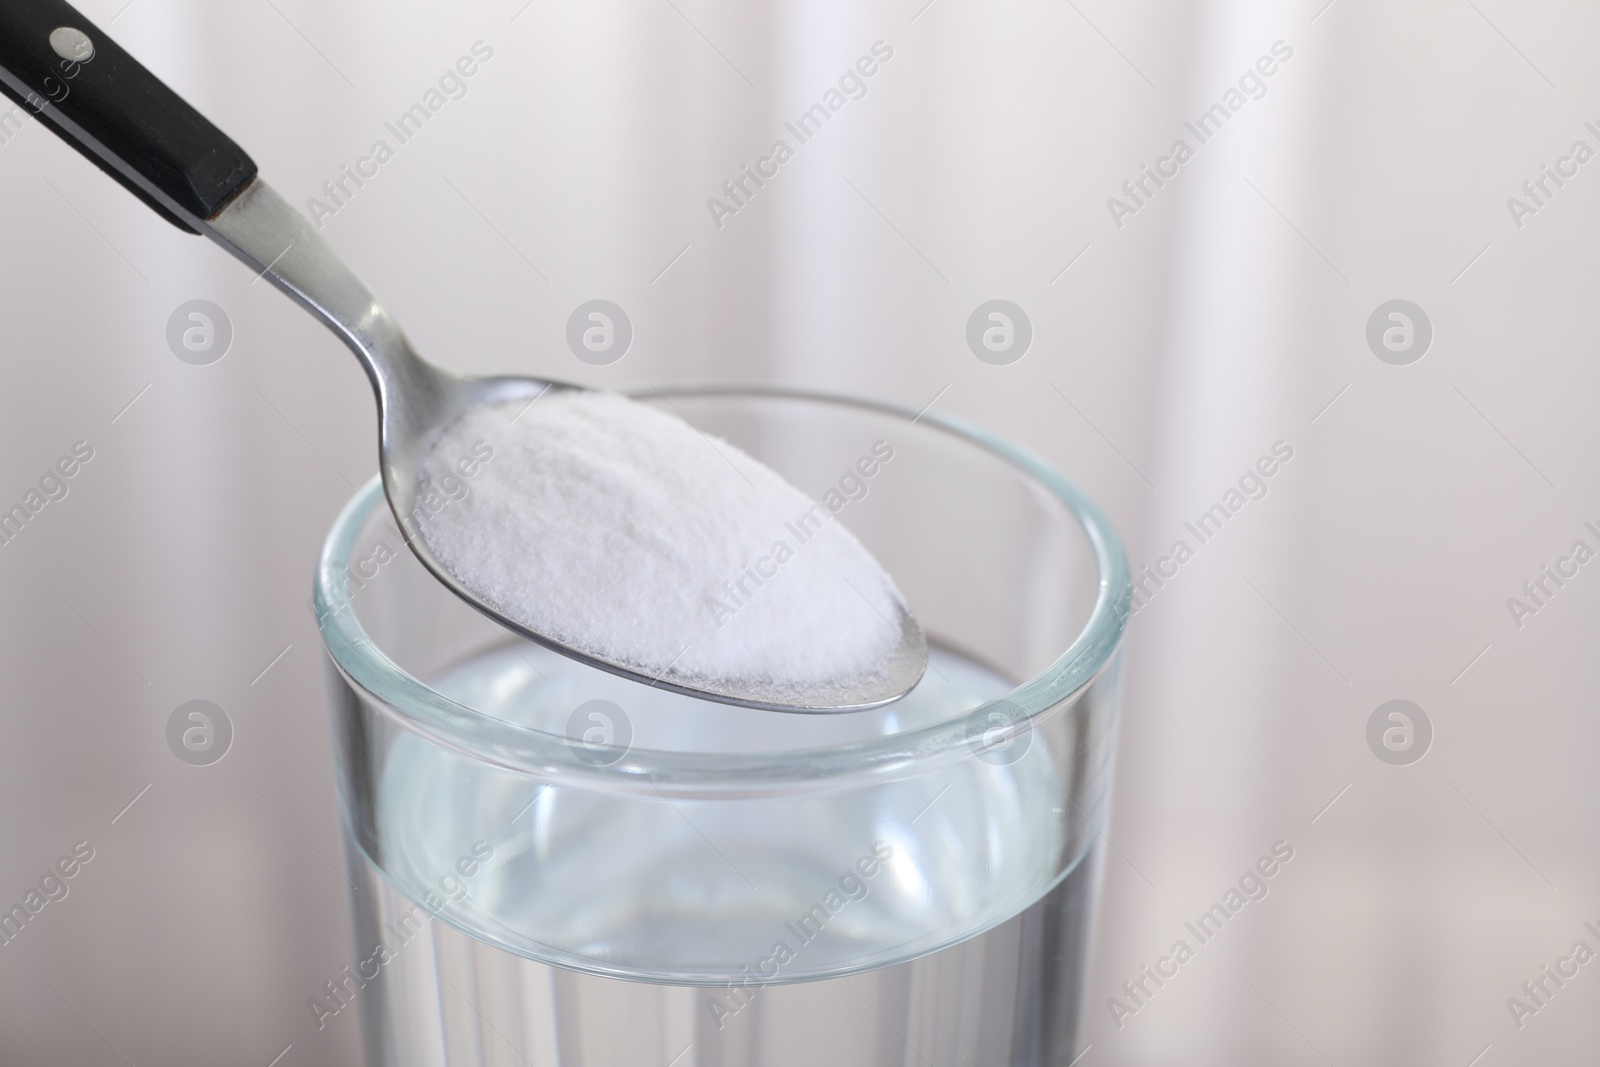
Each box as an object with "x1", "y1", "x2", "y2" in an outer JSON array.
[{"x1": 416, "y1": 391, "x2": 906, "y2": 693}]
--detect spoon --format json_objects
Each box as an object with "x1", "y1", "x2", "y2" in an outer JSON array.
[{"x1": 0, "y1": 0, "x2": 926, "y2": 711}]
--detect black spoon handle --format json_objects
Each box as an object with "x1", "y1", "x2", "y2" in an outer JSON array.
[{"x1": 0, "y1": 0, "x2": 256, "y2": 231}]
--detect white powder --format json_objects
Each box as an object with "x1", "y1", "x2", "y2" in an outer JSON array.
[{"x1": 415, "y1": 390, "x2": 910, "y2": 695}]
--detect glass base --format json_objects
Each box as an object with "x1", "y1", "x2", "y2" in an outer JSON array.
[{"x1": 335, "y1": 834, "x2": 1103, "y2": 1067}]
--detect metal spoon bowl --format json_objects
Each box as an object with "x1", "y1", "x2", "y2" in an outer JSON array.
[
  {"x1": 212, "y1": 183, "x2": 926, "y2": 711},
  {"x1": 0, "y1": 1, "x2": 925, "y2": 711}
]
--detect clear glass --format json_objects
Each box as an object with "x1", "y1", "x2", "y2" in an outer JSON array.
[{"x1": 314, "y1": 385, "x2": 1130, "y2": 1066}]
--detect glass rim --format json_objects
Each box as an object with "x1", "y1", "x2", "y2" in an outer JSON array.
[{"x1": 314, "y1": 382, "x2": 1131, "y2": 791}]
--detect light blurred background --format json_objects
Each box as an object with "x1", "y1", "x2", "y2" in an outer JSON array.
[{"x1": 0, "y1": 0, "x2": 1595, "y2": 1062}]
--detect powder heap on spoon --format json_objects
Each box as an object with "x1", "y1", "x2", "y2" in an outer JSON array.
[{"x1": 414, "y1": 390, "x2": 913, "y2": 704}]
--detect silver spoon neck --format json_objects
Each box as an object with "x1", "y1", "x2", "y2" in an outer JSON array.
[{"x1": 200, "y1": 178, "x2": 438, "y2": 401}]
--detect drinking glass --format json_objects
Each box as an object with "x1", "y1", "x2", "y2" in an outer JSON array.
[{"x1": 313, "y1": 384, "x2": 1129, "y2": 1066}]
